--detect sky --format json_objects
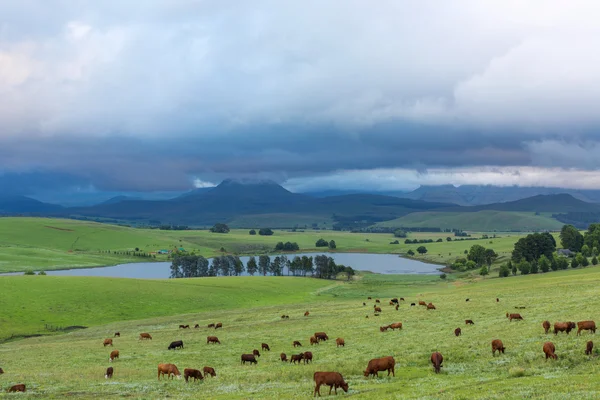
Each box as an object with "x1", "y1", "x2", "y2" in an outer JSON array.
[{"x1": 2, "y1": 0, "x2": 600, "y2": 195}]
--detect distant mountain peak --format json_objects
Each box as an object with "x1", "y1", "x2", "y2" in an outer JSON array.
[{"x1": 219, "y1": 178, "x2": 280, "y2": 186}]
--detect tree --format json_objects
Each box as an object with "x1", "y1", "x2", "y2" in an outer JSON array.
[
  {"x1": 465, "y1": 260, "x2": 477, "y2": 270},
  {"x1": 594, "y1": 247, "x2": 599, "y2": 257},
  {"x1": 328, "y1": 240, "x2": 337, "y2": 249},
  {"x1": 417, "y1": 246, "x2": 428, "y2": 254},
  {"x1": 258, "y1": 228, "x2": 274, "y2": 236},
  {"x1": 593, "y1": 256, "x2": 598, "y2": 265},
  {"x1": 512, "y1": 233, "x2": 556, "y2": 263},
  {"x1": 511, "y1": 262, "x2": 518, "y2": 276},
  {"x1": 539, "y1": 255, "x2": 551, "y2": 273},
  {"x1": 407, "y1": 249, "x2": 415, "y2": 256},
  {"x1": 571, "y1": 256, "x2": 580, "y2": 268},
  {"x1": 233, "y1": 256, "x2": 244, "y2": 276},
  {"x1": 258, "y1": 255, "x2": 271, "y2": 275},
  {"x1": 557, "y1": 256, "x2": 569, "y2": 270},
  {"x1": 583, "y1": 224, "x2": 600, "y2": 250},
  {"x1": 249, "y1": 229, "x2": 256, "y2": 235},
  {"x1": 315, "y1": 239, "x2": 328, "y2": 247},
  {"x1": 344, "y1": 266, "x2": 355, "y2": 281},
  {"x1": 275, "y1": 242, "x2": 285, "y2": 251},
  {"x1": 582, "y1": 244, "x2": 591, "y2": 257},
  {"x1": 560, "y1": 224, "x2": 583, "y2": 251},
  {"x1": 446, "y1": 237, "x2": 452, "y2": 241},
  {"x1": 467, "y1": 245, "x2": 486, "y2": 266},
  {"x1": 479, "y1": 266, "x2": 489, "y2": 276},
  {"x1": 197, "y1": 256, "x2": 209, "y2": 277},
  {"x1": 302, "y1": 256, "x2": 314, "y2": 276},
  {"x1": 210, "y1": 223, "x2": 230, "y2": 233},
  {"x1": 271, "y1": 256, "x2": 283, "y2": 276},
  {"x1": 582, "y1": 255, "x2": 590, "y2": 267},
  {"x1": 551, "y1": 254, "x2": 559, "y2": 271},
  {"x1": 394, "y1": 229, "x2": 407, "y2": 238},
  {"x1": 246, "y1": 256, "x2": 257, "y2": 276},
  {"x1": 530, "y1": 261, "x2": 538, "y2": 274},
  {"x1": 518, "y1": 260, "x2": 531, "y2": 275},
  {"x1": 499, "y1": 264, "x2": 510, "y2": 277}
]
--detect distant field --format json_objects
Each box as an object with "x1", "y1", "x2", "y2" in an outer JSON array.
[
  {"x1": 227, "y1": 213, "x2": 334, "y2": 229},
  {"x1": 376, "y1": 210, "x2": 564, "y2": 232}
]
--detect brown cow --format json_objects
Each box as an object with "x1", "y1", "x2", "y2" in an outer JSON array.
[
  {"x1": 207, "y1": 323, "x2": 215, "y2": 328},
  {"x1": 103, "y1": 338, "x2": 113, "y2": 347},
  {"x1": 496, "y1": 298, "x2": 499, "y2": 302},
  {"x1": 105, "y1": 367, "x2": 113, "y2": 379},
  {"x1": 241, "y1": 354, "x2": 258, "y2": 365},
  {"x1": 290, "y1": 354, "x2": 304, "y2": 364},
  {"x1": 336, "y1": 338, "x2": 345, "y2": 347},
  {"x1": 315, "y1": 332, "x2": 329, "y2": 341},
  {"x1": 293, "y1": 340, "x2": 302, "y2": 347},
  {"x1": 389, "y1": 301, "x2": 394, "y2": 306},
  {"x1": 389, "y1": 322, "x2": 403, "y2": 330},
  {"x1": 542, "y1": 320, "x2": 551, "y2": 334},
  {"x1": 158, "y1": 363, "x2": 181, "y2": 380},
  {"x1": 431, "y1": 352, "x2": 443, "y2": 373},
  {"x1": 139, "y1": 333, "x2": 152, "y2": 340},
  {"x1": 215, "y1": 322, "x2": 223, "y2": 329},
  {"x1": 203, "y1": 366, "x2": 216, "y2": 377},
  {"x1": 7, "y1": 384, "x2": 26, "y2": 393},
  {"x1": 368, "y1": 297, "x2": 372, "y2": 299},
  {"x1": 109, "y1": 350, "x2": 119, "y2": 362},
  {"x1": 465, "y1": 320, "x2": 474, "y2": 325},
  {"x1": 310, "y1": 336, "x2": 319, "y2": 345},
  {"x1": 303, "y1": 351, "x2": 313, "y2": 364},
  {"x1": 577, "y1": 320, "x2": 596, "y2": 335},
  {"x1": 114, "y1": 332, "x2": 120, "y2": 337},
  {"x1": 376, "y1": 299, "x2": 380, "y2": 303},
  {"x1": 586, "y1": 340, "x2": 594, "y2": 355},
  {"x1": 0, "y1": 368, "x2": 4, "y2": 374},
  {"x1": 554, "y1": 322, "x2": 576, "y2": 335},
  {"x1": 194, "y1": 324, "x2": 200, "y2": 329},
  {"x1": 313, "y1": 371, "x2": 349, "y2": 397},
  {"x1": 179, "y1": 324, "x2": 190, "y2": 329},
  {"x1": 543, "y1": 342, "x2": 557, "y2": 360},
  {"x1": 380, "y1": 325, "x2": 390, "y2": 332},
  {"x1": 395, "y1": 304, "x2": 399, "y2": 311},
  {"x1": 207, "y1": 336, "x2": 221, "y2": 344},
  {"x1": 427, "y1": 303, "x2": 436, "y2": 310},
  {"x1": 491, "y1": 339, "x2": 505, "y2": 356},
  {"x1": 363, "y1": 302, "x2": 366, "y2": 306},
  {"x1": 262, "y1": 343, "x2": 270, "y2": 351},
  {"x1": 455, "y1": 328, "x2": 461, "y2": 337},
  {"x1": 280, "y1": 353, "x2": 288, "y2": 362},
  {"x1": 253, "y1": 349, "x2": 261, "y2": 357},
  {"x1": 374, "y1": 307, "x2": 382, "y2": 313},
  {"x1": 184, "y1": 368, "x2": 203, "y2": 382},
  {"x1": 364, "y1": 356, "x2": 395, "y2": 377},
  {"x1": 506, "y1": 313, "x2": 523, "y2": 321},
  {"x1": 419, "y1": 301, "x2": 427, "y2": 306},
  {"x1": 465, "y1": 298, "x2": 469, "y2": 302},
  {"x1": 305, "y1": 311, "x2": 310, "y2": 317},
  {"x1": 400, "y1": 297, "x2": 405, "y2": 301}
]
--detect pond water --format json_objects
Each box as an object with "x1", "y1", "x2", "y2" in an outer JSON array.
[{"x1": 1, "y1": 253, "x2": 440, "y2": 279}]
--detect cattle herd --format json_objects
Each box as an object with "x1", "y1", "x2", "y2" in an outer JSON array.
[{"x1": 1, "y1": 297, "x2": 598, "y2": 396}]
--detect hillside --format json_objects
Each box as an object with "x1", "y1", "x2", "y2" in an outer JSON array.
[
  {"x1": 472, "y1": 193, "x2": 600, "y2": 213},
  {"x1": 0, "y1": 195, "x2": 63, "y2": 214}
]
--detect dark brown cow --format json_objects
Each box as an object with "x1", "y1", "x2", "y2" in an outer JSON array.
[
  {"x1": 506, "y1": 313, "x2": 523, "y2": 321},
  {"x1": 363, "y1": 302, "x2": 366, "y2": 306},
  {"x1": 293, "y1": 341, "x2": 302, "y2": 347},
  {"x1": 395, "y1": 304, "x2": 399, "y2": 311},
  {"x1": 168, "y1": 340, "x2": 184, "y2": 350},
  {"x1": 305, "y1": 311, "x2": 310, "y2": 317},
  {"x1": 586, "y1": 340, "x2": 594, "y2": 355},
  {"x1": 542, "y1": 320, "x2": 551, "y2": 334},
  {"x1": 389, "y1": 322, "x2": 403, "y2": 330},
  {"x1": 215, "y1": 322, "x2": 223, "y2": 329},
  {"x1": 184, "y1": 368, "x2": 203, "y2": 382},
  {"x1": 109, "y1": 350, "x2": 119, "y2": 362},
  {"x1": 114, "y1": 332, "x2": 120, "y2": 337},
  {"x1": 158, "y1": 363, "x2": 181, "y2": 380},
  {"x1": 427, "y1": 303, "x2": 436, "y2": 310},
  {"x1": 290, "y1": 354, "x2": 304, "y2": 364},
  {"x1": 241, "y1": 354, "x2": 258, "y2": 365},
  {"x1": 313, "y1": 372, "x2": 349, "y2": 397},
  {"x1": 554, "y1": 321, "x2": 576, "y2": 335},
  {"x1": 207, "y1": 323, "x2": 215, "y2": 328},
  {"x1": 310, "y1": 336, "x2": 319, "y2": 345},
  {"x1": 139, "y1": 333, "x2": 152, "y2": 340},
  {"x1": 410, "y1": 303, "x2": 416, "y2": 306},
  {"x1": 303, "y1": 351, "x2": 313, "y2": 364},
  {"x1": 105, "y1": 367, "x2": 113, "y2": 379},
  {"x1": 491, "y1": 339, "x2": 505, "y2": 356},
  {"x1": 103, "y1": 338, "x2": 113, "y2": 347},
  {"x1": 7, "y1": 384, "x2": 26, "y2": 393},
  {"x1": 207, "y1": 336, "x2": 221, "y2": 344},
  {"x1": 400, "y1": 297, "x2": 405, "y2": 301},
  {"x1": 368, "y1": 297, "x2": 372, "y2": 300},
  {"x1": 418, "y1": 301, "x2": 427, "y2": 306},
  {"x1": 374, "y1": 306, "x2": 382, "y2": 313},
  {"x1": 262, "y1": 343, "x2": 270, "y2": 351},
  {"x1": 315, "y1": 332, "x2": 329, "y2": 342},
  {"x1": 280, "y1": 353, "x2": 288, "y2": 362},
  {"x1": 431, "y1": 352, "x2": 443, "y2": 373},
  {"x1": 253, "y1": 349, "x2": 261, "y2": 357},
  {"x1": 543, "y1": 342, "x2": 557, "y2": 360},
  {"x1": 496, "y1": 298, "x2": 499, "y2": 302},
  {"x1": 380, "y1": 325, "x2": 390, "y2": 332},
  {"x1": 391, "y1": 298, "x2": 399, "y2": 304},
  {"x1": 454, "y1": 328, "x2": 461, "y2": 337},
  {"x1": 179, "y1": 324, "x2": 190, "y2": 329},
  {"x1": 465, "y1": 298, "x2": 469, "y2": 302},
  {"x1": 376, "y1": 299, "x2": 381, "y2": 303},
  {"x1": 203, "y1": 366, "x2": 216, "y2": 377},
  {"x1": 364, "y1": 356, "x2": 395, "y2": 377},
  {"x1": 194, "y1": 324, "x2": 200, "y2": 329},
  {"x1": 0, "y1": 368, "x2": 4, "y2": 374},
  {"x1": 336, "y1": 338, "x2": 345, "y2": 347},
  {"x1": 465, "y1": 320, "x2": 474, "y2": 325},
  {"x1": 577, "y1": 320, "x2": 596, "y2": 335}
]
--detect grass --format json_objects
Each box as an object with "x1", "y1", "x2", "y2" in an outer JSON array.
[{"x1": 2, "y1": 269, "x2": 600, "y2": 398}]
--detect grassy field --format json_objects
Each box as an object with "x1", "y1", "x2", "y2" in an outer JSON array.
[
  {"x1": 376, "y1": 211, "x2": 564, "y2": 232},
  {"x1": 1, "y1": 269, "x2": 600, "y2": 398}
]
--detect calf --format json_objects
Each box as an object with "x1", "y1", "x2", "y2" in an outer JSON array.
[
  {"x1": 280, "y1": 353, "x2": 288, "y2": 362},
  {"x1": 506, "y1": 313, "x2": 523, "y2": 322},
  {"x1": 313, "y1": 371, "x2": 349, "y2": 397},
  {"x1": 203, "y1": 366, "x2": 216, "y2": 377},
  {"x1": 310, "y1": 336, "x2": 319, "y2": 345},
  {"x1": 241, "y1": 354, "x2": 258, "y2": 365},
  {"x1": 207, "y1": 336, "x2": 221, "y2": 344},
  {"x1": 305, "y1": 311, "x2": 310, "y2": 317},
  {"x1": 364, "y1": 356, "x2": 395, "y2": 377},
  {"x1": 139, "y1": 333, "x2": 152, "y2": 340},
  {"x1": 491, "y1": 339, "x2": 505, "y2": 356},
  {"x1": 7, "y1": 384, "x2": 26, "y2": 393},
  {"x1": 465, "y1": 320, "x2": 474, "y2": 325},
  {"x1": 253, "y1": 349, "x2": 261, "y2": 357},
  {"x1": 168, "y1": 340, "x2": 184, "y2": 350},
  {"x1": 262, "y1": 343, "x2": 270, "y2": 351},
  {"x1": 465, "y1": 298, "x2": 469, "y2": 302},
  {"x1": 431, "y1": 352, "x2": 443, "y2": 373},
  {"x1": 389, "y1": 322, "x2": 402, "y2": 330},
  {"x1": 184, "y1": 368, "x2": 203, "y2": 382},
  {"x1": 454, "y1": 328, "x2": 461, "y2": 337},
  {"x1": 400, "y1": 297, "x2": 405, "y2": 301},
  {"x1": 427, "y1": 303, "x2": 436, "y2": 310},
  {"x1": 543, "y1": 342, "x2": 557, "y2": 360},
  {"x1": 293, "y1": 340, "x2": 302, "y2": 347},
  {"x1": 577, "y1": 320, "x2": 596, "y2": 335},
  {"x1": 542, "y1": 320, "x2": 551, "y2": 334},
  {"x1": 158, "y1": 363, "x2": 181, "y2": 380},
  {"x1": 389, "y1": 301, "x2": 394, "y2": 306},
  {"x1": 303, "y1": 351, "x2": 313, "y2": 364},
  {"x1": 374, "y1": 307, "x2": 382, "y2": 313},
  {"x1": 105, "y1": 366, "x2": 113, "y2": 379},
  {"x1": 114, "y1": 332, "x2": 120, "y2": 337},
  {"x1": 419, "y1": 301, "x2": 427, "y2": 306},
  {"x1": 215, "y1": 322, "x2": 223, "y2": 329},
  {"x1": 315, "y1": 332, "x2": 329, "y2": 342},
  {"x1": 410, "y1": 303, "x2": 416, "y2": 306},
  {"x1": 380, "y1": 325, "x2": 390, "y2": 332},
  {"x1": 586, "y1": 340, "x2": 594, "y2": 355},
  {"x1": 290, "y1": 353, "x2": 304, "y2": 364},
  {"x1": 554, "y1": 321, "x2": 576, "y2": 335},
  {"x1": 194, "y1": 324, "x2": 200, "y2": 329},
  {"x1": 336, "y1": 338, "x2": 345, "y2": 347},
  {"x1": 109, "y1": 350, "x2": 119, "y2": 362},
  {"x1": 103, "y1": 338, "x2": 113, "y2": 347}
]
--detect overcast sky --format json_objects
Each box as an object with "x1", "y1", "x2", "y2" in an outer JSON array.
[{"x1": 2, "y1": 0, "x2": 600, "y2": 194}]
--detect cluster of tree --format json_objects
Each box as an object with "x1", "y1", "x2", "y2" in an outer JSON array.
[
  {"x1": 511, "y1": 232, "x2": 556, "y2": 263},
  {"x1": 210, "y1": 223, "x2": 230, "y2": 233},
  {"x1": 553, "y1": 212, "x2": 600, "y2": 229},
  {"x1": 158, "y1": 225, "x2": 189, "y2": 230},
  {"x1": 454, "y1": 231, "x2": 470, "y2": 237},
  {"x1": 274, "y1": 241, "x2": 300, "y2": 251},
  {"x1": 393, "y1": 230, "x2": 407, "y2": 238},
  {"x1": 100, "y1": 250, "x2": 155, "y2": 259},
  {"x1": 315, "y1": 239, "x2": 337, "y2": 249},
  {"x1": 313, "y1": 255, "x2": 354, "y2": 280},
  {"x1": 560, "y1": 224, "x2": 600, "y2": 255},
  {"x1": 259, "y1": 228, "x2": 274, "y2": 236},
  {"x1": 404, "y1": 238, "x2": 435, "y2": 244},
  {"x1": 498, "y1": 251, "x2": 591, "y2": 278},
  {"x1": 449, "y1": 244, "x2": 497, "y2": 271}
]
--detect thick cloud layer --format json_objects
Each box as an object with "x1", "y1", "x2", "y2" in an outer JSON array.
[{"x1": 1, "y1": 0, "x2": 600, "y2": 192}]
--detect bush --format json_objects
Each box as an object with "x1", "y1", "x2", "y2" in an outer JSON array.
[
  {"x1": 530, "y1": 262, "x2": 539, "y2": 274},
  {"x1": 38, "y1": 271, "x2": 47, "y2": 276},
  {"x1": 499, "y1": 264, "x2": 510, "y2": 277},
  {"x1": 593, "y1": 256, "x2": 598, "y2": 265},
  {"x1": 509, "y1": 367, "x2": 527, "y2": 378},
  {"x1": 436, "y1": 238, "x2": 443, "y2": 242},
  {"x1": 407, "y1": 249, "x2": 415, "y2": 256},
  {"x1": 440, "y1": 273, "x2": 447, "y2": 280},
  {"x1": 582, "y1": 256, "x2": 590, "y2": 267},
  {"x1": 393, "y1": 229, "x2": 407, "y2": 238},
  {"x1": 390, "y1": 240, "x2": 399, "y2": 244},
  {"x1": 518, "y1": 260, "x2": 531, "y2": 275},
  {"x1": 258, "y1": 228, "x2": 274, "y2": 236},
  {"x1": 446, "y1": 237, "x2": 452, "y2": 241},
  {"x1": 328, "y1": 240, "x2": 336, "y2": 249},
  {"x1": 210, "y1": 223, "x2": 230, "y2": 233},
  {"x1": 24, "y1": 270, "x2": 35, "y2": 275},
  {"x1": 479, "y1": 266, "x2": 489, "y2": 276},
  {"x1": 417, "y1": 246, "x2": 428, "y2": 254},
  {"x1": 249, "y1": 229, "x2": 256, "y2": 235},
  {"x1": 316, "y1": 238, "x2": 328, "y2": 247}
]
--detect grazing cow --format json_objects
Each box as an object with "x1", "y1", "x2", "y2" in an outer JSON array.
[
  {"x1": 465, "y1": 320, "x2": 474, "y2": 325},
  {"x1": 109, "y1": 350, "x2": 119, "y2": 362},
  {"x1": 336, "y1": 338, "x2": 345, "y2": 347},
  {"x1": 496, "y1": 298, "x2": 499, "y2": 302},
  {"x1": 410, "y1": 303, "x2": 416, "y2": 306},
  {"x1": 363, "y1": 302, "x2": 366, "y2": 306},
  {"x1": 515, "y1": 306, "x2": 526, "y2": 309},
  {"x1": 380, "y1": 325, "x2": 390, "y2": 332},
  {"x1": 315, "y1": 332, "x2": 329, "y2": 342},
  {"x1": 139, "y1": 333, "x2": 152, "y2": 340},
  {"x1": 313, "y1": 371, "x2": 349, "y2": 397},
  {"x1": 400, "y1": 297, "x2": 405, "y2": 301},
  {"x1": 374, "y1": 307, "x2": 382, "y2": 313},
  {"x1": 376, "y1": 299, "x2": 381, "y2": 303},
  {"x1": 293, "y1": 341, "x2": 302, "y2": 347},
  {"x1": 241, "y1": 354, "x2": 258, "y2": 365},
  {"x1": 158, "y1": 363, "x2": 181, "y2": 380},
  {"x1": 389, "y1": 322, "x2": 403, "y2": 330},
  {"x1": 207, "y1": 336, "x2": 221, "y2": 344},
  {"x1": 253, "y1": 349, "x2": 261, "y2": 357},
  {"x1": 577, "y1": 320, "x2": 596, "y2": 335},
  {"x1": 427, "y1": 303, "x2": 436, "y2": 310},
  {"x1": 491, "y1": 339, "x2": 505, "y2": 356},
  {"x1": 262, "y1": 343, "x2": 270, "y2": 351},
  {"x1": 543, "y1": 320, "x2": 551, "y2": 334},
  {"x1": 114, "y1": 332, "x2": 120, "y2": 337},
  {"x1": 105, "y1": 366, "x2": 113, "y2": 379},
  {"x1": 194, "y1": 324, "x2": 200, "y2": 329},
  {"x1": 368, "y1": 297, "x2": 372, "y2": 300},
  {"x1": 391, "y1": 298, "x2": 399, "y2": 304},
  {"x1": 0, "y1": 368, "x2": 4, "y2": 374},
  {"x1": 280, "y1": 353, "x2": 288, "y2": 362},
  {"x1": 203, "y1": 366, "x2": 216, "y2": 377},
  {"x1": 543, "y1": 342, "x2": 557, "y2": 360},
  {"x1": 290, "y1": 354, "x2": 304, "y2": 364},
  {"x1": 303, "y1": 351, "x2": 313, "y2": 364},
  {"x1": 586, "y1": 341, "x2": 594, "y2": 355},
  {"x1": 465, "y1": 298, "x2": 469, "y2": 302},
  {"x1": 554, "y1": 322, "x2": 576, "y2": 335},
  {"x1": 506, "y1": 313, "x2": 523, "y2": 321},
  {"x1": 310, "y1": 336, "x2": 319, "y2": 345},
  {"x1": 305, "y1": 311, "x2": 310, "y2": 317},
  {"x1": 431, "y1": 352, "x2": 443, "y2": 373},
  {"x1": 389, "y1": 301, "x2": 394, "y2": 306},
  {"x1": 179, "y1": 324, "x2": 190, "y2": 329},
  {"x1": 184, "y1": 368, "x2": 203, "y2": 383},
  {"x1": 168, "y1": 340, "x2": 184, "y2": 350},
  {"x1": 395, "y1": 304, "x2": 399, "y2": 311},
  {"x1": 7, "y1": 384, "x2": 26, "y2": 393},
  {"x1": 364, "y1": 356, "x2": 395, "y2": 377},
  {"x1": 419, "y1": 301, "x2": 427, "y2": 306},
  {"x1": 455, "y1": 328, "x2": 461, "y2": 337},
  {"x1": 208, "y1": 323, "x2": 215, "y2": 328},
  {"x1": 215, "y1": 322, "x2": 223, "y2": 329},
  {"x1": 103, "y1": 338, "x2": 113, "y2": 347}
]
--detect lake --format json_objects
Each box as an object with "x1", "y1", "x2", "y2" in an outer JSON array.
[{"x1": 1, "y1": 253, "x2": 440, "y2": 279}]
